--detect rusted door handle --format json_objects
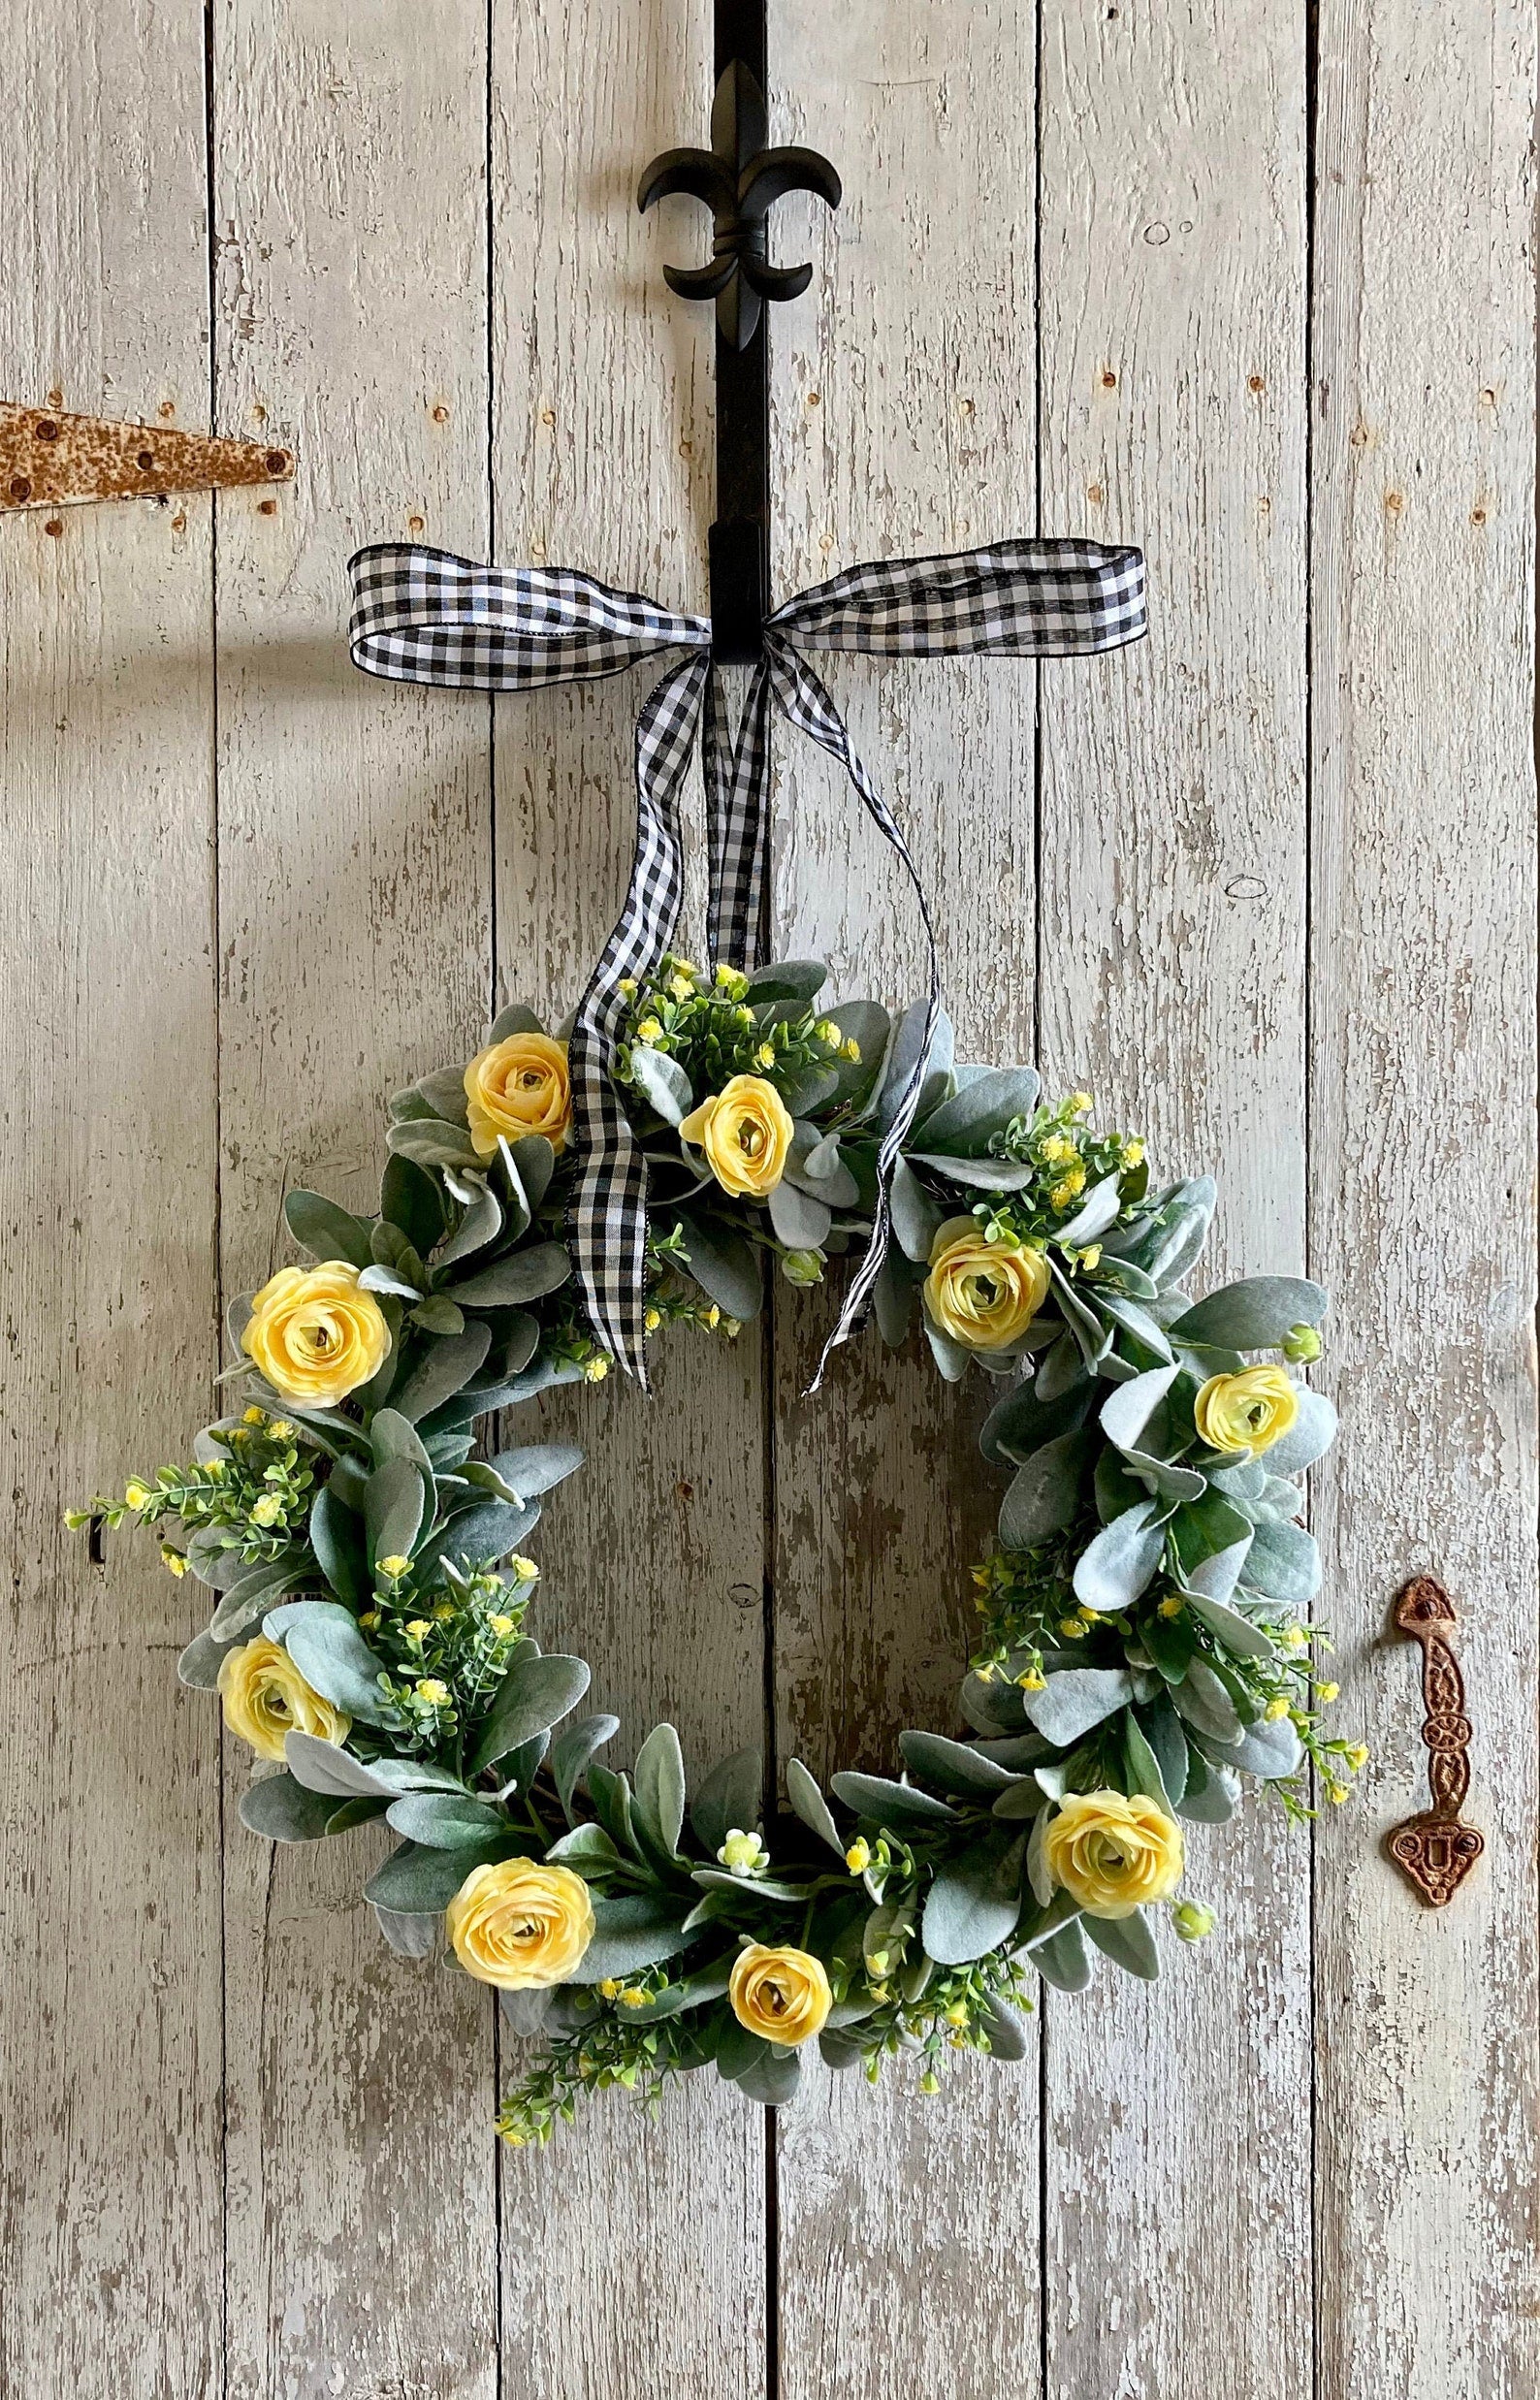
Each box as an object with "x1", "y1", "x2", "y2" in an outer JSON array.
[{"x1": 1386, "y1": 1575, "x2": 1484, "y2": 1905}]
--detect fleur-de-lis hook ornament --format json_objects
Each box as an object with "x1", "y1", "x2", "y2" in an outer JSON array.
[{"x1": 638, "y1": 60, "x2": 841, "y2": 350}]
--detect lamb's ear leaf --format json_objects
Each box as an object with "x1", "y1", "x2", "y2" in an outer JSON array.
[
  {"x1": 628, "y1": 1046, "x2": 693, "y2": 1125},
  {"x1": 239, "y1": 1772, "x2": 338, "y2": 1843},
  {"x1": 365, "y1": 1838, "x2": 519, "y2": 1914},
  {"x1": 550, "y1": 1713, "x2": 622, "y2": 1824},
  {"x1": 674, "y1": 1213, "x2": 764, "y2": 1321},
  {"x1": 283, "y1": 1190, "x2": 375, "y2": 1269},
  {"x1": 565, "y1": 1895, "x2": 693, "y2": 1983},
  {"x1": 1083, "y1": 1906, "x2": 1161, "y2": 1980},
  {"x1": 265, "y1": 1600, "x2": 400, "y2": 1727},
  {"x1": 371, "y1": 1904, "x2": 440, "y2": 1958},
  {"x1": 1168, "y1": 1276, "x2": 1329, "y2": 1350},
  {"x1": 633, "y1": 1722, "x2": 688, "y2": 1858},
  {"x1": 690, "y1": 1745, "x2": 763, "y2": 1857},
  {"x1": 468, "y1": 1651, "x2": 592, "y2": 1774},
  {"x1": 921, "y1": 1833, "x2": 1024, "y2": 1966},
  {"x1": 488, "y1": 1001, "x2": 543, "y2": 1042},
  {"x1": 379, "y1": 1155, "x2": 446, "y2": 1256},
  {"x1": 388, "y1": 1322, "x2": 494, "y2": 1423},
  {"x1": 783, "y1": 1757, "x2": 844, "y2": 1856},
  {"x1": 361, "y1": 1456, "x2": 427, "y2": 1573}
]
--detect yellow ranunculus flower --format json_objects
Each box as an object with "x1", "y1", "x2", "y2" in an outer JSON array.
[
  {"x1": 464, "y1": 1031, "x2": 572, "y2": 1159},
  {"x1": 677, "y1": 1073, "x2": 793, "y2": 1199},
  {"x1": 242, "y1": 1262, "x2": 391, "y2": 1406},
  {"x1": 727, "y1": 1941, "x2": 832, "y2": 2046},
  {"x1": 1193, "y1": 1364, "x2": 1299, "y2": 1456},
  {"x1": 446, "y1": 1858, "x2": 595, "y2": 1989},
  {"x1": 217, "y1": 1635, "x2": 351, "y2": 1763},
  {"x1": 1043, "y1": 1789, "x2": 1184, "y2": 1919},
  {"x1": 923, "y1": 1217, "x2": 1051, "y2": 1351}
]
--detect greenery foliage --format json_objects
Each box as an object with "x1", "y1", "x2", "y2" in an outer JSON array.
[{"x1": 73, "y1": 954, "x2": 1357, "y2": 2142}]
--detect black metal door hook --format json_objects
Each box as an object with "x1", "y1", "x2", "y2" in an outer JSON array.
[{"x1": 638, "y1": 2, "x2": 841, "y2": 663}]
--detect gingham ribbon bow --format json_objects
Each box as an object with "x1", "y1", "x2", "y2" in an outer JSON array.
[{"x1": 348, "y1": 537, "x2": 1146, "y2": 1388}]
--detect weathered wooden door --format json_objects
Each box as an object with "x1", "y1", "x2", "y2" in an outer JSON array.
[{"x1": 3, "y1": 4, "x2": 1534, "y2": 2395}]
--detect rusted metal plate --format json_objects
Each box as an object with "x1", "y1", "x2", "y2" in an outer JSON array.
[{"x1": 0, "y1": 402, "x2": 294, "y2": 508}]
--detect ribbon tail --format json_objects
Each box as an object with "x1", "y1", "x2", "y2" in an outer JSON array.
[
  {"x1": 764, "y1": 642, "x2": 942, "y2": 1394},
  {"x1": 566, "y1": 653, "x2": 709, "y2": 1385},
  {"x1": 705, "y1": 662, "x2": 774, "y2": 972}
]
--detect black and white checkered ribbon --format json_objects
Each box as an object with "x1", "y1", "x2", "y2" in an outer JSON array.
[{"x1": 348, "y1": 538, "x2": 1146, "y2": 1388}]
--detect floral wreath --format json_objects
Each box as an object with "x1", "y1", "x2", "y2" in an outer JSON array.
[{"x1": 76, "y1": 954, "x2": 1359, "y2": 2143}]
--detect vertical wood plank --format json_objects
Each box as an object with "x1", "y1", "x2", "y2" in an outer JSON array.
[
  {"x1": 490, "y1": 7, "x2": 767, "y2": 2393},
  {"x1": 767, "y1": 11, "x2": 1043, "y2": 2397},
  {"x1": 1310, "y1": 5, "x2": 1540, "y2": 2394},
  {"x1": 0, "y1": 7, "x2": 222, "y2": 2395},
  {"x1": 1037, "y1": 5, "x2": 1311, "y2": 2395},
  {"x1": 212, "y1": 7, "x2": 498, "y2": 2392}
]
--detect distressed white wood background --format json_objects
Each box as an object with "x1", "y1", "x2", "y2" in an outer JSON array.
[{"x1": 1, "y1": 2, "x2": 1535, "y2": 2395}]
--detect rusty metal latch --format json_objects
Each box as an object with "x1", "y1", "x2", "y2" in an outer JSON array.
[
  {"x1": 1387, "y1": 1575, "x2": 1484, "y2": 1906},
  {"x1": 0, "y1": 402, "x2": 293, "y2": 510}
]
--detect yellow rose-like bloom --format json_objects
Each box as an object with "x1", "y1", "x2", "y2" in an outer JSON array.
[
  {"x1": 242, "y1": 1262, "x2": 391, "y2": 1407},
  {"x1": 464, "y1": 1031, "x2": 572, "y2": 1159},
  {"x1": 217, "y1": 1635, "x2": 350, "y2": 1763},
  {"x1": 923, "y1": 1217, "x2": 1051, "y2": 1352},
  {"x1": 678, "y1": 1073, "x2": 793, "y2": 1199},
  {"x1": 1043, "y1": 1789, "x2": 1184, "y2": 1920},
  {"x1": 1193, "y1": 1364, "x2": 1299, "y2": 1456},
  {"x1": 727, "y1": 1942, "x2": 832, "y2": 2047},
  {"x1": 446, "y1": 1858, "x2": 595, "y2": 1990}
]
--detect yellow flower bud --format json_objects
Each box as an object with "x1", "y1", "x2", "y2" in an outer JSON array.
[
  {"x1": 414, "y1": 1678, "x2": 450, "y2": 1707},
  {"x1": 249, "y1": 1492, "x2": 284, "y2": 1528},
  {"x1": 635, "y1": 1017, "x2": 663, "y2": 1043},
  {"x1": 1058, "y1": 1616, "x2": 1088, "y2": 1640},
  {"x1": 1016, "y1": 1667, "x2": 1046, "y2": 1692},
  {"x1": 620, "y1": 1985, "x2": 649, "y2": 2007},
  {"x1": 161, "y1": 1546, "x2": 188, "y2": 1578},
  {"x1": 1316, "y1": 1680, "x2": 1339, "y2": 1704},
  {"x1": 218, "y1": 1635, "x2": 350, "y2": 1763},
  {"x1": 1345, "y1": 1744, "x2": 1369, "y2": 1773},
  {"x1": 1265, "y1": 1696, "x2": 1290, "y2": 1721},
  {"x1": 727, "y1": 1942, "x2": 832, "y2": 2046},
  {"x1": 583, "y1": 1354, "x2": 610, "y2": 1382},
  {"x1": 1193, "y1": 1365, "x2": 1299, "y2": 1457},
  {"x1": 845, "y1": 1839, "x2": 871, "y2": 1875},
  {"x1": 488, "y1": 1614, "x2": 516, "y2": 1638},
  {"x1": 404, "y1": 1618, "x2": 431, "y2": 1641},
  {"x1": 1070, "y1": 1091, "x2": 1093, "y2": 1114},
  {"x1": 123, "y1": 1482, "x2": 150, "y2": 1511},
  {"x1": 464, "y1": 1031, "x2": 571, "y2": 1159},
  {"x1": 1122, "y1": 1137, "x2": 1145, "y2": 1167},
  {"x1": 510, "y1": 1555, "x2": 540, "y2": 1583},
  {"x1": 377, "y1": 1554, "x2": 411, "y2": 1580},
  {"x1": 242, "y1": 1262, "x2": 391, "y2": 1408},
  {"x1": 446, "y1": 1859, "x2": 595, "y2": 1990},
  {"x1": 1043, "y1": 1789, "x2": 1184, "y2": 1919},
  {"x1": 1158, "y1": 1596, "x2": 1184, "y2": 1619},
  {"x1": 924, "y1": 1218, "x2": 1050, "y2": 1352},
  {"x1": 678, "y1": 1074, "x2": 794, "y2": 1199}
]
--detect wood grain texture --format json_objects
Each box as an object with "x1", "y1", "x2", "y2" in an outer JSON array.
[
  {"x1": 1309, "y1": 5, "x2": 1540, "y2": 2394},
  {"x1": 0, "y1": 7, "x2": 223, "y2": 2396},
  {"x1": 211, "y1": 8, "x2": 499, "y2": 2394},
  {"x1": 1037, "y1": 4, "x2": 1312, "y2": 2394},
  {"x1": 766, "y1": 12, "x2": 1043, "y2": 2397},
  {"x1": 0, "y1": 0, "x2": 1535, "y2": 2392},
  {"x1": 491, "y1": 7, "x2": 767, "y2": 2393}
]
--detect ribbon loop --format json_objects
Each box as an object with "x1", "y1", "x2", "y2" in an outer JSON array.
[{"x1": 348, "y1": 534, "x2": 1146, "y2": 1387}]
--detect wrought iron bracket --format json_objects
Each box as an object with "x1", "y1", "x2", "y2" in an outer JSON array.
[{"x1": 638, "y1": 3, "x2": 840, "y2": 662}]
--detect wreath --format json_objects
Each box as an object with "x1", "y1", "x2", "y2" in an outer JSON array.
[{"x1": 75, "y1": 952, "x2": 1359, "y2": 2143}]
